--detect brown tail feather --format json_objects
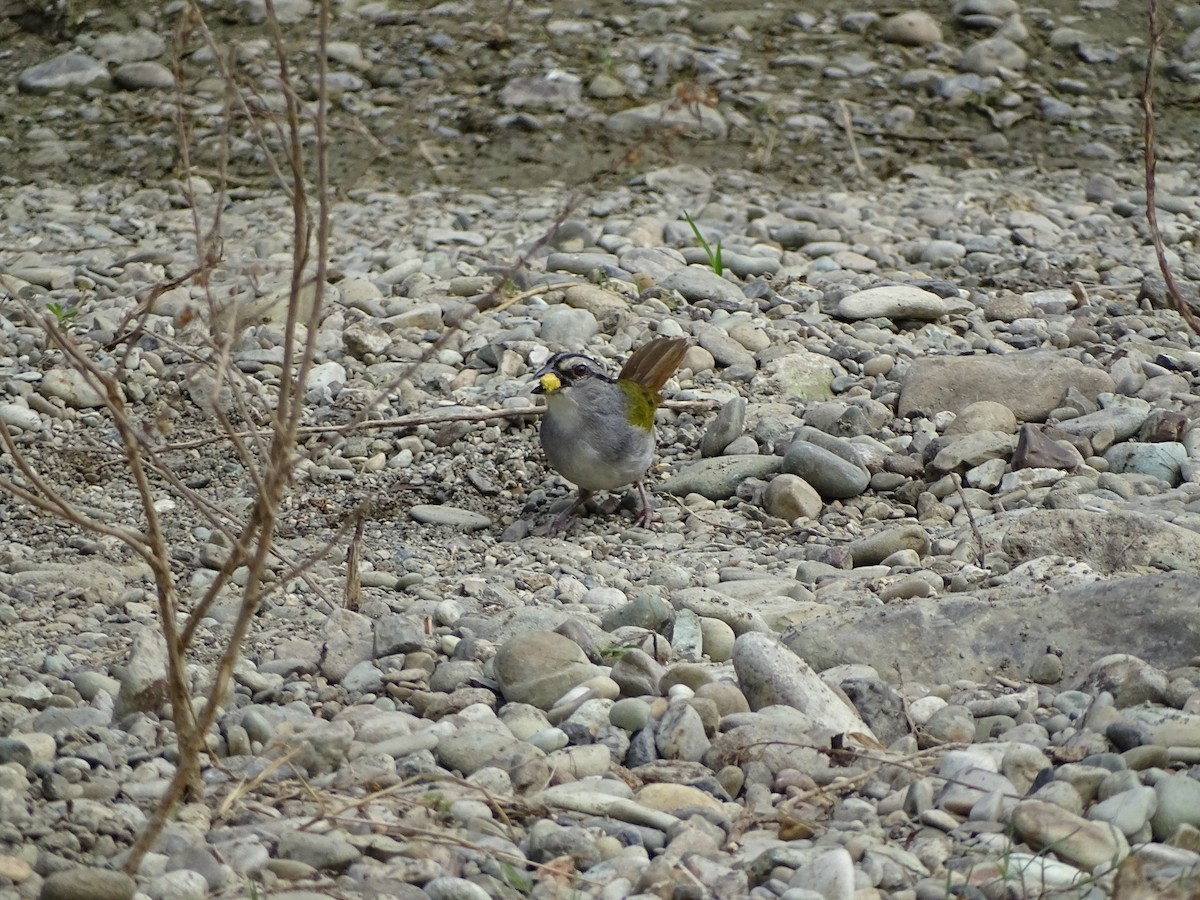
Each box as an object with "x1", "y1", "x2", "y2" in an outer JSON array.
[{"x1": 618, "y1": 336, "x2": 689, "y2": 396}]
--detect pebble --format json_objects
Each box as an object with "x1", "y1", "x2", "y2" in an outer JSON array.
[{"x1": 4, "y1": 4, "x2": 1200, "y2": 896}]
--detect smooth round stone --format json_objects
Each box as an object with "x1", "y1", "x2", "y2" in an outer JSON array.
[
  {"x1": 790, "y1": 847, "x2": 855, "y2": 897},
  {"x1": 539, "y1": 305, "x2": 598, "y2": 348},
  {"x1": 763, "y1": 473, "x2": 823, "y2": 521},
  {"x1": 924, "y1": 705, "x2": 976, "y2": 744},
  {"x1": 408, "y1": 505, "x2": 491, "y2": 530},
  {"x1": 18, "y1": 51, "x2": 112, "y2": 94},
  {"x1": 0, "y1": 403, "x2": 41, "y2": 432},
  {"x1": 781, "y1": 442, "x2": 869, "y2": 500},
  {"x1": 883, "y1": 10, "x2": 942, "y2": 45},
  {"x1": 837, "y1": 285, "x2": 947, "y2": 321},
  {"x1": 1151, "y1": 773, "x2": 1200, "y2": 840},
  {"x1": 655, "y1": 702, "x2": 710, "y2": 761},
  {"x1": 529, "y1": 727, "x2": 569, "y2": 752},
  {"x1": 610, "y1": 698, "x2": 651, "y2": 732},
  {"x1": 113, "y1": 61, "x2": 175, "y2": 90},
  {"x1": 145, "y1": 870, "x2": 207, "y2": 900},
  {"x1": 1104, "y1": 442, "x2": 1185, "y2": 486},
  {"x1": 693, "y1": 681, "x2": 750, "y2": 717},
  {"x1": 659, "y1": 266, "x2": 745, "y2": 306},
  {"x1": 1089, "y1": 786, "x2": 1158, "y2": 837},
  {"x1": 1011, "y1": 800, "x2": 1128, "y2": 870},
  {"x1": 921, "y1": 239, "x2": 967, "y2": 266},
  {"x1": 698, "y1": 617, "x2": 736, "y2": 662},
  {"x1": 862, "y1": 354, "x2": 895, "y2": 377},
  {"x1": 734, "y1": 633, "x2": 873, "y2": 737},
  {"x1": 845, "y1": 524, "x2": 930, "y2": 566},
  {"x1": 636, "y1": 782, "x2": 723, "y2": 813},
  {"x1": 494, "y1": 631, "x2": 599, "y2": 709},
  {"x1": 960, "y1": 36, "x2": 1028, "y2": 74},
  {"x1": 40, "y1": 868, "x2": 136, "y2": 900},
  {"x1": 658, "y1": 455, "x2": 782, "y2": 500},
  {"x1": 1030, "y1": 654, "x2": 1065, "y2": 685},
  {"x1": 424, "y1": 877, "x2": 494, "y2": 900}
]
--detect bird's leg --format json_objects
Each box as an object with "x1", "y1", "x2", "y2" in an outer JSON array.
[
  {"x1": 550, "y1": 489, "x2": 592, "y2": 535},
  {"x1": 634, "y1": 480, "x2": 658, "y2": 528}
]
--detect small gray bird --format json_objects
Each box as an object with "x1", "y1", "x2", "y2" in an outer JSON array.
[{"x1": 532, "y1": 336, "x2": 689, "y2": 534}]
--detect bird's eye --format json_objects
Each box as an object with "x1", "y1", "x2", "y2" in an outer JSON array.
[{"x1": 570, "y1": 364, "x2": 590, "y2": 378}]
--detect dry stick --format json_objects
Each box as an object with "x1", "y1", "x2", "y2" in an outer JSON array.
[
  {"x1": 1142, "y1": 0, "x2": 1200, "y2": 336},
  {"x1": 146, "y1": 398, "x2": 719, "y2": 453},
  {"x1": 123, "y1": 0, "x2": 334, "y2": 874},
  {"x1": 343, "y1": 506, "x2": 365, "y2": 611},
  {"x1": 837, "y1": 99, "x2": 866, "y2": 179}
]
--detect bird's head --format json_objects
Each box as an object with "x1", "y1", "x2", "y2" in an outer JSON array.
[{"x1": 532, "y1": 352, "x2": 612, "y2": 396}]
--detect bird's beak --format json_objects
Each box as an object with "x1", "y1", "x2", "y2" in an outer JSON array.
[{"x1": 533, "y1": 372, "x2": 561, "y2": 395}]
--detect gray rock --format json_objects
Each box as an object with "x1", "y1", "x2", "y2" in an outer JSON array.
[
  {"x1": 236, "y1": 0, "x2": 312, "y2": 24},
  {"x1": 409, "y1": 505, "x2": 492, "y2": 530},
  {"x1": 700, "y1": 397, "x2": 747, "y2": 457},
  {"x1": 606, "y1": 100, "x2": 727, "y2": 139},
  {"x1": 945, "y1": 400, "x2": 1018, "y2": 436},
  {"x1": 620, "y1": 246, "x2": 688, "y2": 281},
  {"x1": 837, "y1": 285, "x2": 947, "y2": 320},
  {"x1": 1089, "y1": 786, "x2": 1157, "y2": 838},
  {"x1": 538, "y1": 305, "x2": 598, "y2": 348},
  {"x1": 655, "y1": 701, "x2": 710, "y2": 762},
  {"x1": 763, "y1": 351, "x2": 836, "y2": 401},
  {"x1": 732, "y1": 633, "x2": 876, "y2": 738},
  {"x1": 898, "y1": 353, "x2": 1115, "y2": 421},
  {"x1": 846, "y1": 525, "x2": 931, "y2": 567},
  {"x1": 609, "y1": 649, "x2": 666, "y2": 697},
  {"x1": 659, "y1": 268, "x2": 746, "y2": 307},
  {"x1": 114, "y1": 627, "x2": 168, "y2": 717},
  {"x1": 321, "y1": 608, "x2": 374, "y2": 682},
  {"x1": 883, "y1": 10, "x2": 943, "y2": 45},
  {"x1": 40, "y1": 868, "x2": 135, "y2": 900},
  {"x1": 424, "y1": 877, "x2": 494, "y2": 900},
  {"x1": 783, "y1": 572, "x2": 1200, "y2": 684},
  {"x1": 960, "y1": 37, "x2": 1028, "y2": 75},
  {"x1": 763, "y1": 474, "x2": 822, "y2": 521},
  {"x1": 1055, "y1": 399, "x2": 1151, "y2": 443},
  {"x1": 499, "y1": 76, "x2": 581, "y2": 110},
  {"x1": 659, "y1": 455, "x2": 781, "y2": 500},
  {"x1": 289, "y1": 719, "x2": 354, "y2": 776},
  {"x1": 18, "y1": 52, "x2": 112, "y2": 94},
  {"x1": 277, "y1": 829, "x2": 361, "y2": 871},
  {"x1": 113, "y1": 62, "x2": 175, "y2": 91},
  {"x1": 996, "y1": 509, "x2": 1200, "y2": 576},
  {"x1": 40, "y1": 368, "x2": 105, "y2": 408},
  {"x1": 494, "y1": 631, "x2": 600, "y2": 709},
  {"x1": 695, "y1": 325, "x2": 756, "y2": 366},
  {"x1": 1104, "y1": 441, "x2": 1186, "y2": 485},
  {"x1": 930, "y1": 431, "x2": 1017, "y2": 474},
  {"x1": 144, "y1": 870, "x2": 207, "y2": 900},
  {"x1": 1151, "y1": 774, "x2": 1200, "y2": 840},
  {"x1": 782, "y1": 442, "x2": 869, "y2": 500}
]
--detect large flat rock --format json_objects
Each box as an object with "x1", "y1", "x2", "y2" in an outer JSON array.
[
  {"x1": 897, "y1": 352, "x2": 1115, "y2": 422},
  {"x1": 991, "y1": 508, "x2": 1200, "y2": 576},
  {"x1": 782, "y1": 572, "x2": 1200, "y2": 685}
]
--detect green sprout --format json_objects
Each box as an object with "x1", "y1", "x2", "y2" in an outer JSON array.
[
  {"x1": 46, "y1": 302, "x2": 79, "y2": 327},
  {"x1": 684, "y1": 211, "x2": 722, "y2": 275}
]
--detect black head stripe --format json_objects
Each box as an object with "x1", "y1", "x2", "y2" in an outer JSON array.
[{"x1": 538, "y1": 352, "x2": 613, "y2": 385}]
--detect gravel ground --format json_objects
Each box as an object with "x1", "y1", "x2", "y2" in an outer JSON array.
[{"x1": 4, "y1": 2, "x2": 1200, "y2": 900}]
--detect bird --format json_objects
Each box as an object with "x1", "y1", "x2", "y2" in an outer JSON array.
[{"x1": 532, "y1": 336, "x2": 689, "y2": 534}]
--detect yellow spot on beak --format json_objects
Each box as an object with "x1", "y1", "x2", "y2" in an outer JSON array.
[{"x1": 539, "y1": 372, "x2": 562, "y2": 393}]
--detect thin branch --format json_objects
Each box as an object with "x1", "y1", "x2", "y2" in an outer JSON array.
[{"x1": 1142, "y1": 0, "x2": 1200, "y2": 335}]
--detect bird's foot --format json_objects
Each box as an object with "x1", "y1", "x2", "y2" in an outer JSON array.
[
  {"x1": 634, "y1": 481, "x2": 659, "y2": 528},
  {"x1": 548, "y1": 490, "x2": 591, "y2": 536}
]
